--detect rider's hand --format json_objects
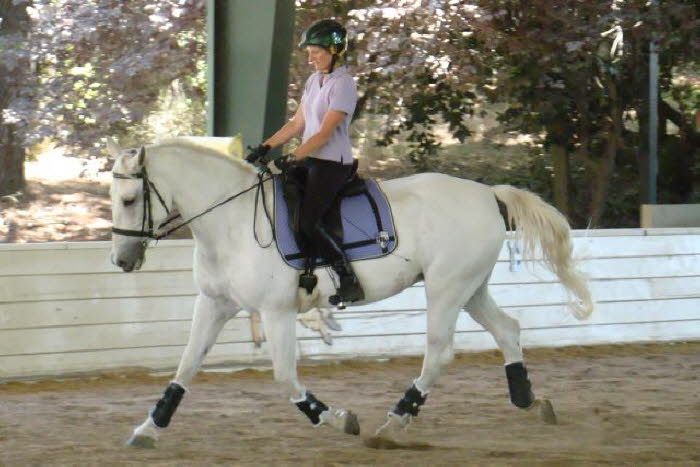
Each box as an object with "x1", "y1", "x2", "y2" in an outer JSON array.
[
  {"x1": 274, "y1": 154, "x2": 296, "y2": 172},
  {"x1": 245, "y1": 144, "x2": 270, "y2": 164}
]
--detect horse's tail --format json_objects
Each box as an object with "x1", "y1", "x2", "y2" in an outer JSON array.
[{"x1": 492, "y1": 185, "x2": 593, "y2": 320}]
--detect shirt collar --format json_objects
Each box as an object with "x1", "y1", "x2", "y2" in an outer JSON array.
[{"x1": 317, "y1": 65, "x2": 347, "y2": 80}]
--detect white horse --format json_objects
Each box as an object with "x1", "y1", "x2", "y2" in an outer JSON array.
[{"x1": 108, "y1": 137, "x2": 592, "y2": 448}]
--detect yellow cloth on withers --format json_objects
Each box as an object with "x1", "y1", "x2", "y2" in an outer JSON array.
[{"x1": 163, "y1": 135, "x2": 244, "y2": 159}]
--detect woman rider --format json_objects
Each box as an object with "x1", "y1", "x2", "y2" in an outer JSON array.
[{"x1": 247, "y1": 19, "x2": 364, "y2": 304}]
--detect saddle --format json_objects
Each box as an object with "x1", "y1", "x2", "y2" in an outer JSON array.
[
  {"x1": 282, "y1": 159, "x2": 361, "y2": 258},
  {"x1": 274, "y1": 159, "x2": 397, "y2": 270}
]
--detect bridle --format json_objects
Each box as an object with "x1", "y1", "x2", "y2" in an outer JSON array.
[
  {"x1": 111, "y1": 154, "x2": 275, "y2": 244},
  {"x1": 111, "y1": 167, "x2": 180, "y2": 241}
]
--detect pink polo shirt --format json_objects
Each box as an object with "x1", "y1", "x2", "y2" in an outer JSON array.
[{"x1": 301, "y1": 65, "x2": 357, "y2": 165}]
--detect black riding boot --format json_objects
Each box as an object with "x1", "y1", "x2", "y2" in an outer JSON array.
[{"x1": 315, "y1": 223, "x2": 365, "y2": 305}]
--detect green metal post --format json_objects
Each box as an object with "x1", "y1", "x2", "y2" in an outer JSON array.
[{"x1": 207, "y1": 0, "x2": 296, "y2": 149}]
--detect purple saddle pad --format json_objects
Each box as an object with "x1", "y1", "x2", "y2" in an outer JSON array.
[{"x1": 273, "y1": 176, "x2": 397, "y2": 270}]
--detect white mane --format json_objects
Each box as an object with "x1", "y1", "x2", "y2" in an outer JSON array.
[{"x1": 151, "y1": 136, "x2": 258, "y2": 175}]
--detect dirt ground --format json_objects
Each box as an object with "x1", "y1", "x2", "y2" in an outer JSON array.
[
  {"x1": 0, "y1": 179, "x2": 112, "y2": 243},
  {"x1": 1, "y1": 342, "x2": 699, "y2": 466}
]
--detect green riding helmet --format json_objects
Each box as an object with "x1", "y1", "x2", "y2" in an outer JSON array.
[{"x1": 298, "y1": 19, "x2": 348, "y2": 57}]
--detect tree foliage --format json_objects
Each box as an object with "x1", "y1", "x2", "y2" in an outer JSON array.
[
  {"x1": 8, "y1": 0, "x2": 206, "y2": 153},
  {"x1": 471, "y1": 0, "x2": 699, "y2": 225},
  {"x1": 292, "y1": 0, "x2": 698, "y2": 226},
  {"x1": 1, "y1": 0, "x2": 698, "y2": 226}
]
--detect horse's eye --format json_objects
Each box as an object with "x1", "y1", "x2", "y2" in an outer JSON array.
[{"x1": 123, "y1": 198, "x2": 136, "y2": 207}]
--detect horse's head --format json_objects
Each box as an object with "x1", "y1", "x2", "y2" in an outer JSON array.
[{"x1": 108, "y1": 140, "x2": 173, "y2": 272}]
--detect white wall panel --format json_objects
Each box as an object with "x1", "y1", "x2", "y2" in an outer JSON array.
[{"x1": 1, "y1": 228, "x2": 699, "y2": 380}]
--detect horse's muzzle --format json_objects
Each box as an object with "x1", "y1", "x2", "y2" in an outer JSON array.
[
  {"x1": 117, "y1": 259, "x2": 136, "y2": 272},
  {"x1": 111, "y1": 244, "x2": 145, "y2": 272}
]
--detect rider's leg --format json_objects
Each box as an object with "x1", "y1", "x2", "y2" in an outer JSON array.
[
  {"x1": 315, "y1": 222, "x2": 364, "y2": 302},
  {"x1": 299, "y1": 158, "x2": 363, "y2": 303},
  {"x1": 127, "y1": 294, "x2": 236, "y2": 447}
]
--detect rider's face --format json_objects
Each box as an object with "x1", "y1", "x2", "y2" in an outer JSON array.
[{"x1": 306, "y1": 46, "x2": 333, "y2": 72}]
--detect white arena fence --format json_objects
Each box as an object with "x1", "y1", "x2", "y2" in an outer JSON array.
[{"x1": 1, "y1": 228, "x2": 699, "y2": 380}]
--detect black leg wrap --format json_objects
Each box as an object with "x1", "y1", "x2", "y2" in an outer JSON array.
[
  {"x1": 151, "y1": 382, "x2": 186, "y2": 428},
  {"x1": 505, "y1": 362, "x2": 535, "y2": 409},
  {"x1": 295, "y1": 392, "x2": 329, "y2": 425},
  {"x1": 392, "y1": 384, "x2": 427, "y2": 417}
]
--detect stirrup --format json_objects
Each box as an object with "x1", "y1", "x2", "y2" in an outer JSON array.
[
  {"x1": 329, "y1": 273, "x2": 365, "y2": 309},
  {"x1": 329, "y1": 293, "x2": 346, "y2": 310}
]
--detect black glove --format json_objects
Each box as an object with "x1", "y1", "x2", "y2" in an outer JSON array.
[
  {"x1": 245, "y1": 144, "x2": 270, "y2": 164},
  {"x1": 274, "y1": 154, "x2": 296, "y2": 172}
]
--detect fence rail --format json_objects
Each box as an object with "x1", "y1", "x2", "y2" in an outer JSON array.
[{"x1": 1, "y1": 228, "x2": 699, "y2": 380}]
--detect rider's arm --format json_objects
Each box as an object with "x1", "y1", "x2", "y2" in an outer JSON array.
[
  {"x1": 291, "y1": 110, "x2": 346, "y2": 160},
  {"x1": 263, "y1": 105, "x2": 306, "y2": 149}
]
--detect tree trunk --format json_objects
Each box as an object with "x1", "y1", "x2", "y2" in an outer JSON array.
[
  {"x1": 628, "y1": 35, "x2": 653, "y2": 207},
  {"x1": 659, "y1": 100, "x2": 698, "y2": 203},
  {"x1": 636, "y1": 102, "x2": 650, "y2": 205},
  {"x1": 550, "y1": 144, "x2": 570, "y2": 219},
  {"x1": 588, "y1": 142, "x2": 616, "y2": 228},
  {"x1": 0, "y1": 0, "x2": 31, "y2": 196},
  {"x1": 589, "y1": 83, "x2": 623, "y2": 227},
  {"x1": 0, "y1": 124, "x2": 25, "y2": 196}
]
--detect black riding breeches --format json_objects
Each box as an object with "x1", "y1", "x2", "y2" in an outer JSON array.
[{"x1": 299, "y1": 157, "x2": 354, "y2": 261}]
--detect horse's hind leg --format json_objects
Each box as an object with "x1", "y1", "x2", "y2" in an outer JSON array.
[
  {"x1": 466, "y1": 282, "x2": 522, "y2": 364},
  {"x1": 127, "y1": 293, "x2": 236, "y2": 448},
  {"x1": 466, "y1": 282, "x2": 557, "y2": 424},
  {"x1": 260, "y1": 308, "x2": 360, "y2": 435}
]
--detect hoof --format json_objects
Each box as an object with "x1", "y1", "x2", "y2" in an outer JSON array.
[
  {"x1": 126, "y1": 434, "x2": 156, "y2": 449},
  {"x1": 319, "y1": 407, "x2": 360, "y2": 435},
  {"x1": 373, "y1": 412, "x2": 411, "y2": 441},
  {"x1": 344, "y1": 410, "x2": 360, "y2": 435},
  {"x1": 538, "y1": 399, "x2": 557, "y2": 425}
]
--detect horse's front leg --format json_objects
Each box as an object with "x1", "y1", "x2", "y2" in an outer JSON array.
[
  {"x1": 127, "y1": 293, "x2": 237, "y2": 448},
  {"x1": 260, "y1": 309, "x2": 360, "y2": 435}
]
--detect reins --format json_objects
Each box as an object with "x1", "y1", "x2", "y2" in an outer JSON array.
[{"x1": 253, "y1": 171, "x2": 275, "y2": 248}]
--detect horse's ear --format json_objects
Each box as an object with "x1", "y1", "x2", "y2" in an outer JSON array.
[
  {"x1": 138, "y1": 146, "x2": 146, "y2": 166},
  {"x1": 106, "y1": 138, "x2": 122, "y2": 159},
  {"x1": 229, "y1": 133, "x2": 244, "y2": 159}
]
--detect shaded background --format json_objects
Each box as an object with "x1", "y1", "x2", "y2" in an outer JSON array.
[{"x1": 0, "y1": 0, "x2": 698, "y2": 242}]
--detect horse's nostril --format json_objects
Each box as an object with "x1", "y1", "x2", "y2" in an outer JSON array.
[{"x1": 117, "y1": 259, "x2": 127, "y2": 268}]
